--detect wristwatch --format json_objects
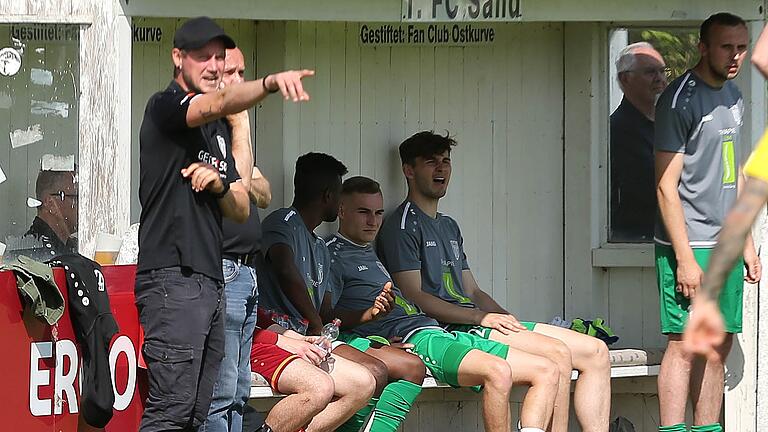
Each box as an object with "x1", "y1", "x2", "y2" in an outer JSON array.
[{"x1": 212, "y1": 180, "x2": 230, "y2": 199}]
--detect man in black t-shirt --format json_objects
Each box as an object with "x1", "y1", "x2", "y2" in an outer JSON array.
[
  {"x1": 5, "y1": 170, "x2": 78, "y2": 261},
  {"x1": 135, "y1": 17, "x2": 313, "y2": 432},
  {"x1": 204, "y1": 46, "x2": 276, "y2": 432}
]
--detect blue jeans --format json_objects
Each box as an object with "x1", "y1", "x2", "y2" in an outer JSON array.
[{"x1": 201, "y1": 259, "x2": 258, "y2": 432}]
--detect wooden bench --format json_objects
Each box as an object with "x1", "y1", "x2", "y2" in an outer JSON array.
[{"x1": 248, "y1": 348, "x2": 664, "y2": 409}]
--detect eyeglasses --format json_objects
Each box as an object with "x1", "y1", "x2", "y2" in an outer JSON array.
[
  {"x1": 50, "y1": 191, "x2": 78, "y2": 201},
  {"x1": 626, "y1": 66, "x2": 672, "y2": 78}
]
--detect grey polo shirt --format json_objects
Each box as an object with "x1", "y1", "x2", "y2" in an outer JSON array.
[{"x1": 327, "y1": 233, "x2": 441, "y2": 340}]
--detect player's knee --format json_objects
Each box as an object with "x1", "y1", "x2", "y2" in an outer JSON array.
[
  {"x1": 307, "y1": 373, "x2": 335, "y2": 412},
  {"x1": 399, "y1": 354, "x2": 427, "y2": 384},
  {"x1": 591, "y1": 339, "x2": 610, "y2": 369},
  {"x1": 549, "y1": 339, "x2": 573, "y2": 373},
  {"x1": 532, "y1": 357, "x2": 560, "y2": 389},
  {"x1": 484, "y1": 357, "x2": 513, "y2": 390},
  {"x1": 344, "y1": 365, "x2": 377, "y2": 404}
]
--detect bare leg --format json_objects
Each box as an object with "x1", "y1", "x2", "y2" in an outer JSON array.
[
  {"x1": 333, "y1": 343, "x2": 389, "y2": 396},
  {"x1": 364, "y1": 344, "x2": 427, "y2": 384},
  {"x1": 505, "y1": 346, "x2": 560, "y2": 430},
  {"x1": 457, "y1": 347, "x2": 558, "y2": 432},
  {"x1": 267, "y1": 359, "x2": 335, "y2": 432},
  {"x1": 457, "y1": 350, "x2": 514, "y2": 432},
  {"x1": 531, "y1": 324, "x2": 611, "y2": 432},
  {"x1": 690, "y1": 334, "x2": 733, "y2": 425},
  {"x1": 490, "y1": 328, "x2": 590, "y2": 432},
  {"x1": 658, "y1": 334, "x2": 694, "y2": 426},
  {"x1": 306, "y1": 354, "x2": 376, "y2": 432}
]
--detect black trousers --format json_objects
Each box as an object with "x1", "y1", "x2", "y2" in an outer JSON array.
[{"x1": 135, "y1": 267, "x2": 225, "y2": 431}]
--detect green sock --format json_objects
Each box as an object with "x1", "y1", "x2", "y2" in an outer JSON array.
[
  {"x1": 335, "y1": 398, "x2": 376, "y2": 432},
  {"x1": 659, "y1": 424, "x2": 687, "y2": 432},
  {"x1": 691, "y1": 424, "x2": 722, "y2": 432},
  {"x1": 363, "y1": 380, "x2": 422, "y2": 432}
]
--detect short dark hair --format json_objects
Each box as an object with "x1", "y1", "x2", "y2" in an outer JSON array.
[
  {"x1": 700, "y1": 12, "x2": 746, "y2": 44},
  {"x1": 342, "y1": 176, "x2": 381, "y2": 196},
  {"x1": 399, "y1": 131, "x2": 457, "y2": 165},
  {"x1": 294, "y1": 152, "x2": 348, "y2": 202},
  {"x1": 36, "y1": 170, "x2": 76, "y2": 199}
]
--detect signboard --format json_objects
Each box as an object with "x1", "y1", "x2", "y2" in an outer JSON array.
[
  {"x1": 360, "y1": 23, "x2": 495, "y2": 46},
  {"x1": 0, "y1": 265, "x2": 145, "y2": 431},
  {"x1": 402, "y1": 0, "x2": 521, "y2": 22}
]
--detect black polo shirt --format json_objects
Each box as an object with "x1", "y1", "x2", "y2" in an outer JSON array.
[
  {"x1": 222, "y1": 202, "x2": 262, "y2": 258},
  {"x1": 137, "y1": 80, "x2": 239, "y2": 281},
  {"x1": 609, "y1": 97, "x2": 656, "y2": 242}
]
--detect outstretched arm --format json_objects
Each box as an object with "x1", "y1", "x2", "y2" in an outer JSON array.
[
  {"x1": 186, "y1": 70, "x2": 314, "y2": 127},
  {"x1": 685, "y1": 177, "x2": 768, "y2": 356}
]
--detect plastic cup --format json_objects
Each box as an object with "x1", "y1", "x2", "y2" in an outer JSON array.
[{"x1": 94, "y1": 232, "x2": 122, "y2": 265}]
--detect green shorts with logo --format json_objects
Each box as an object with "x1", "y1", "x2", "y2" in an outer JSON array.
[
  {"x1": 655, "y1": 244, "x2": 744, "y2": 334},
  {"x1": 444, "y1": 321, "x2": 537, "y2": 338},
  {"x1": 405, "y1": 328, "x2": 509, "y2": 392}
]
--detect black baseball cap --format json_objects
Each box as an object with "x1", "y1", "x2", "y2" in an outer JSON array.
[{"x1": 173, "y1": 17, "x2": 236, "y2": 51}]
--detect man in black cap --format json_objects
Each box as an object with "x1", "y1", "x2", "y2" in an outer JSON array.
[{"x1": 135, "y1": 16, "x2": 313, "y2": 431}]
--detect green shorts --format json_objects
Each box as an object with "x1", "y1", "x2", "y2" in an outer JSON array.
[
  {"x1": 405, "y1": 328, "x2": 509, "y2": 392},
  {"x1": 655, "y1": 244, "x2": 744, "y2": 334},
  {"x1": 444, "y1": 321, "x2": 537, "y2": 338},
  {"x1": 338, "y1": 333, "x2": 391, "y2": 352}
]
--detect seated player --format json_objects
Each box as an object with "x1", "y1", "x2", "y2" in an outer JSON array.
[
  {"x1": 326, "y1": 175, "x2": 559, "y2": 432},
  {"x1": 246, "y1": 324, "x2": 336, "y2": 432},
  {"x1": 376, "y1": 132, "x2": 612, "y2": 432},
  {"x1": 257, "y1": 153, "x2": 424, "y2": 432}
]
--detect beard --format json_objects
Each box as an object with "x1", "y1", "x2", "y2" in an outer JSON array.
[
  {"x1": 181, "y1": 68, "x2": 219, "y2": 94},
  {"x1": 707, "y1": 58, "x2": 734, "y2": 82}
]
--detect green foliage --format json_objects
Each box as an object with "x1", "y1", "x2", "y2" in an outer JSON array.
[{"x1": 629, "y1": 29, "x2": 699, "y2": 80}]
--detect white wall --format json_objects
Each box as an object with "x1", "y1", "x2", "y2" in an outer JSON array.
[{"x1": 258, "y1": 20, "x2": 566, "y2": 320}]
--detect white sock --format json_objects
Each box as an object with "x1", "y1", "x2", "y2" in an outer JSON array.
[{"x1": 520, "y1": 428, "x2": 545, "y2": 432}]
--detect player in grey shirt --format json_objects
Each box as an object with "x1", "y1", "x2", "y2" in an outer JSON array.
[
  {"x1": 654, "y1": 62, "x2": 743, "y2": 247},
  {"x1": 328, "y1": 176, "x2": 560, "y2": 432},
  {"x1": 257, "y1": 206, "x2": 330, "y2": 332},
  {"x1": 654, "y1": 13, "x2": 760, "y2": 432},
  {"x1": 376, "y1": 199, "x2": 476, "y2": 309},
  {"x1": 326, "y1": 230, "x2": 441, "y2": 340},
  {"x1": 377, "y1": 131, "x2": 611, "y2": 432}
]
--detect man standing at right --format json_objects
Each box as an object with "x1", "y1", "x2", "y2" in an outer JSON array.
[{"x1": 654, "y1": 12, "x2": 758, "y2": 432}]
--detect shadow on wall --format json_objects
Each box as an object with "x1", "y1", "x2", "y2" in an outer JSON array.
[{"x1": 725, "y1": 337, "x2": 745, "y2": 390}]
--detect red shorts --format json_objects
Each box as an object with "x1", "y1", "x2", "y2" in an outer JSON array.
[{"x1": 251, "y1": 343, "x2": 300, "y2": 392}]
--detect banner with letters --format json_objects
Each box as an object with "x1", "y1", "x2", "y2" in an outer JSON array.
[{"x1": 0, "y1": 265, "x2": 144, "y2": 431}]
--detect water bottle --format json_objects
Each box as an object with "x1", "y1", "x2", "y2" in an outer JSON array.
[{"x1": 315, "y1": 318, "x2": 341, "y2": 355}]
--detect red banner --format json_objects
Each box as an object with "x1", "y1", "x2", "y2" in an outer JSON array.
[{"x1": 0, "y1": 264, "x2": 145, "y2": 431}]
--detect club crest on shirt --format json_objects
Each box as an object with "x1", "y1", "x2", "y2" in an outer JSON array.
[
  {"x1": 216, "y1": 135, "x2": 227, "y2": 158},
  {"x1": 730, "y1": 105, "x2": 742, "y2": 126},
  {"x1": 450, "y1": 240, "x2": 460, "y2": 261}
]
